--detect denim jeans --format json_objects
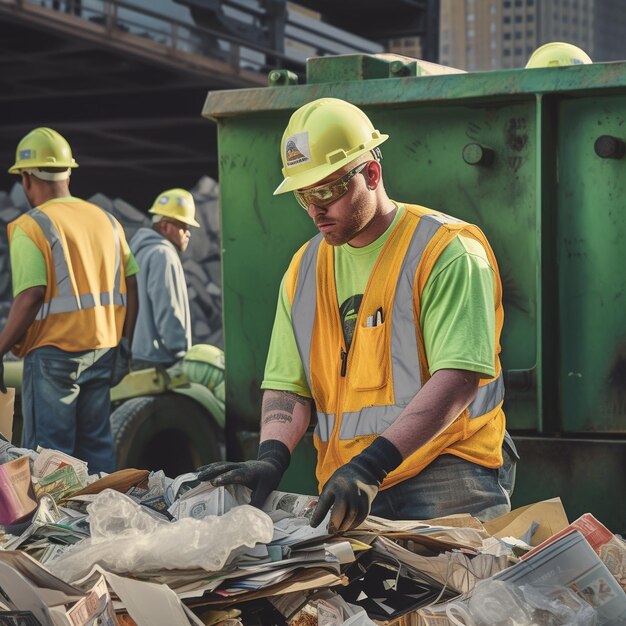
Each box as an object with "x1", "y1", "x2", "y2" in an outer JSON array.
[
  {"x1": 22, "y1": 345, "x2": 116, "y2": 474},
  {"x1": 499, "y1": 430, "x2": 519, "y2": 498},
  {"x1": 371, "y1": 451, "x2": 514, "y2": 522}
]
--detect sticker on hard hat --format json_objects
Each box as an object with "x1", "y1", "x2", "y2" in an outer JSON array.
[
  {"x1": 159, "y1": 196, "x2": 169, "y2": 204},
  {"x1": 20, "y1": 149, "x2": 34, "y2": 160},
  {"x1": 285, "y1": 132, "x2": 311, "y2": 168}
]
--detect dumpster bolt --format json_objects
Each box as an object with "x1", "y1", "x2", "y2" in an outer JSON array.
[
  {"x1": 594, "y1": 135, "x2": 625, "y2": 159},
  {"x1": 462, "y1": 143, "x2": 495, "y2": 166}
]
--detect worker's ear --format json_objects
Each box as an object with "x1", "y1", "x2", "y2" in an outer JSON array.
[
  {"x1": 21, "y1": 172, "x2": 31, "y2": 193},
  {"x1": 364, "y1": 160, "x2": 382, "y2": 190}
]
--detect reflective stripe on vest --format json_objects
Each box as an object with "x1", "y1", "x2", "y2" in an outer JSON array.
[
  {"x1": 102, "y1": 210, "x2": 124, "y2": 307},
  {"x1": 468, "y1": 371, "x2": 504, "y2": 417},
  {"x1": 292, "y1": 233, "x2": 323, "y2": 392},
  {"x1": 293, "y1": 212, "x2": 501, "y2": 443},
  {"x1": 316, "y1": 411, "x2": 335, "y2": 441},
  {"x1": 28, "y1": 208, "x2": 126, "y2": 321}
]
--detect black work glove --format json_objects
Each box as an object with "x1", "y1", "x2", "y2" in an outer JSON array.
[
  {"x1": 196, "y1": 439, "x2": 291, "y2": 508},
  {"x1": 0, "y1": 358, "x2": 6, "y2": 394},
  {"x1": 310, "y1": 437, "x2": 403, "y2": 534},
  {"x1": 110, "y1": 337, "x2": 131, "y2": 387}
]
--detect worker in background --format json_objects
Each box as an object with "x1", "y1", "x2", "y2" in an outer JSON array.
[
  {"x1": 198, "y1": 98, "x2": 519, "y2": 532},
  {"x1": 129, "y1": 189, "x2": 199, "y2": 370},
  {"x1": 526, "y1": 41, "x2": 592, "y2": 68},
  {"x1": 0, "y1": 127, "x2": 138, "y2": 474}
]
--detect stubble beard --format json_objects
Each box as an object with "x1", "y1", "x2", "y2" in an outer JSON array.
[{"x1": 324, "y1": 196, "x2": 375, "y2": 247}]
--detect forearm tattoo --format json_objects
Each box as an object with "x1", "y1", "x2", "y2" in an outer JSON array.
[{"x1": 262, "y1": 391, "x2": 309, "y2": 426}]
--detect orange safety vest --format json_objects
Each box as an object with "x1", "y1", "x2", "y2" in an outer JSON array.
[
  {"x1": 284, "y1": 204, "x2": 506, "y2": 492},
  {"x1": 8, "y1": 198, "x2": 129, "y2": 357}
]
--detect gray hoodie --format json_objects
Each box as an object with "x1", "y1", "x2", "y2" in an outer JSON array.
[{"x1": 130, "y1": 227, "x2": 192, "y2": 366}]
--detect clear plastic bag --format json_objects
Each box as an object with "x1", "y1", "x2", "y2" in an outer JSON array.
[
  {"x1": 467, "y1": 580, "x2": 533, "y2": 625},
  {"x1": 444, "y1": 580, "x2": 598, "y2": 626},
  {"x1": 519, "y1": 584, "x2": 598, "y2": 626},
  {"x1": 49, "y1": 489, "x2": 274, "y2": 583}
]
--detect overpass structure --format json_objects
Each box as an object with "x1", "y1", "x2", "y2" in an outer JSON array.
[{"x1": 0, "y1": 0, "x2": 384, "y2": 205}]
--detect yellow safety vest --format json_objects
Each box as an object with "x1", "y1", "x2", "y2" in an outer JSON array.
[
  {"x1": 284, "y1": 204, "x2": 506, "y2": 492},
  {"x1": 8, "y1": 198, "x2": 129, "y2": 357}
]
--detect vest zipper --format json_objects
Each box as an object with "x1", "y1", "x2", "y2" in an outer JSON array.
[{"x1": 332, "y1": 346, "x2": 347, "y2": 468}]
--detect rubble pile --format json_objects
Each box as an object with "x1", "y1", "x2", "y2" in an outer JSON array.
[
  {"x1": 0, "y1": 439, "x2": 625, "y2": 626},
  {"x1": 0, "y1": 178, "x2": 223, "y2": 350}
]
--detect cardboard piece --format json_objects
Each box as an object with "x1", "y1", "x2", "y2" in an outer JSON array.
[
  {"x1": 483, "y1": 497, "x2": 569, "y2": 546},
  {"x1": 63, "y1": 468, "x2": 150, "y2": 500},
  {"x1": 196, "y1": 569, "x2": 347, "y2": 607},
  {"x1": 0, "y1": 387, "x2": 15, "y2": 441}
]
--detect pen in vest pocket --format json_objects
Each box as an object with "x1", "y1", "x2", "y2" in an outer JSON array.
[{"x1": 366, "y1": 307, "x2": 384, "y2": 328}]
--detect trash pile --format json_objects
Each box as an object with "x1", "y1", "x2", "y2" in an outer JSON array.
[
  {"x1": 0, "y1": 438, "x2": 625, "y2": 626},
  {"x1": 0, "y1": 178, "x2": 223, "y2": 350}
]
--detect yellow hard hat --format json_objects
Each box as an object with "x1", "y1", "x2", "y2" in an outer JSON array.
[
  {"x1": 526, "y1": 42, "x2": 592, "y2": 68},
  {"x1": 9, "y1": 127, "x2": 78, "y2": 177},
  {"x1": 273, "y1": 98, "x2": 388, "y2": 195},
  {"x1": 149, "y1": 188, "x2": 200, "y2": 227}
]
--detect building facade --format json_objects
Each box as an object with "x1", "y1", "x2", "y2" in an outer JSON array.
[{"x1": 438, "y1": 0, "x2": 625, "y2": 71}]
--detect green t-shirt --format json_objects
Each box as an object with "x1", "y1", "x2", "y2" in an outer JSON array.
[
  {"x1": 9, "y1": 199, "x2": 139, "y2": 297},
  {"x1": 262, "y1": 205, "x2": 496, "y2": 397}
]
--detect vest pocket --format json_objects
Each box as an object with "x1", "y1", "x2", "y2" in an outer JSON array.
[{"x1": 350, "y1": 323, "x2": 389, "y2": 390}]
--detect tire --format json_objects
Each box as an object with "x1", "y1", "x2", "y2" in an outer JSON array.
[{"x1": 110, "y1": 394, "x2": 224, "y2": 476}]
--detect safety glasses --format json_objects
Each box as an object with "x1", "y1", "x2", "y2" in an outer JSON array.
[
  {"x1": 293, "y1": 162, "x2": 369, "y2": 210},
  {"x1": 163, "y1": 218, "x2": 190, "y2": 232},
  {"x1": 162, "y1": 217, "x2": 191, "y2": 232}
]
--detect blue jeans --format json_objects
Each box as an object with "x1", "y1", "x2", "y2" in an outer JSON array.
[
  {"x1": 371, "y1": 452, "x2": 513, "y2": 522},
  {"x1": 22, "y1": 345, "x2": 116, "y2": 474}
]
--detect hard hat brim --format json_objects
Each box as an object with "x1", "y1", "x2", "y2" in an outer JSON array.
[
  {"x1": 149, "y1": 207, "x2": 200, "y2": 228},
  {"x1": 8, "y1": 162, "x2": 78, "y2": 175}
]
